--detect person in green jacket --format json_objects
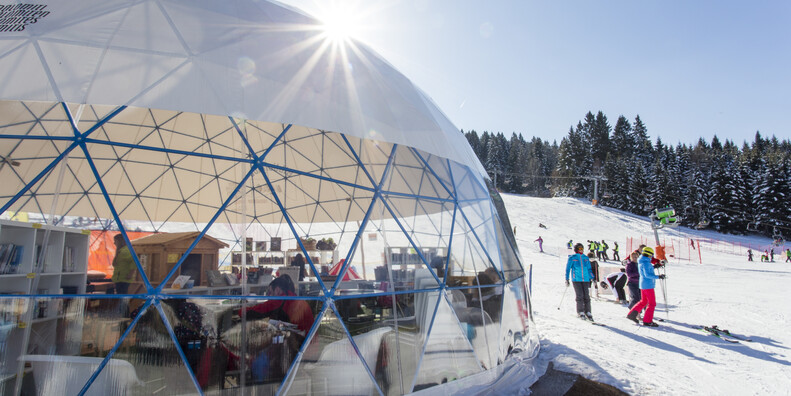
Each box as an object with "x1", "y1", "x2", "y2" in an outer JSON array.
[
  {"x1": 111, "y1": 233, "x2": 136, "y2": 294},
  {"x1": 612, "y1": 241, "x2": 620, "y2": 261}
]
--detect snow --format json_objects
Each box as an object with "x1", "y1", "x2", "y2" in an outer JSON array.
[{"x1": 504, "y1": 194, "x2": 791, "y2": 395}]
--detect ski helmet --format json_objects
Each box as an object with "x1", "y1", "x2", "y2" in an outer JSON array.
[
  {"x1": 574, "y1": 243, "x2": 584, "y2": 252},
  {"x1": 642, "y1": 246, "x2": 654, "y2": 256}
]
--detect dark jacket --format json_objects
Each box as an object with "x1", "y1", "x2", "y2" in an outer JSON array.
[{"x1": 625, "y1": 259, "x2": 639, "y2": 285}]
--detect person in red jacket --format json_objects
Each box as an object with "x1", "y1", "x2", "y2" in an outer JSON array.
[{"x1": 240, "y1": 274, "x2": 314, "y2": 333}]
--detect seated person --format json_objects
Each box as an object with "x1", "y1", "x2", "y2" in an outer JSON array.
[
  {"x1": 430, "y1": 255, "x2": 446, "y2": 277},
  {"x1": 236, "y1": 275, "x2": 315, "y2": 383},
  {"x1": 239, "y1": 275, "x2": 314, "y2": 334},
  {"x1": 291, "y1": 253, "x2": 306, "y2": 281}
]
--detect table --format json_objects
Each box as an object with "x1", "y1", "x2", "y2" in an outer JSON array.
[{"x1": 162, "y1": 283, "x2": 269, "y2": 295}]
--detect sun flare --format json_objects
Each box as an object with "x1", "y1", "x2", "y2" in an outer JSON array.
[{"x1": 316, "y1": 1, "x2": 367, "y2": 43}]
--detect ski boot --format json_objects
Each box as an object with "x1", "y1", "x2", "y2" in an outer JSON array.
[{"x1": 626, "y1": 310, "x2": 639, "y2": 324}]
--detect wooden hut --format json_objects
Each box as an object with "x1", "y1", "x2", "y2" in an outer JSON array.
[{"x1": 130, "y1": 232, "x2": 228, "y2": 289}]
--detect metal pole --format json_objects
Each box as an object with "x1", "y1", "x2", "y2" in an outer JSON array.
[{"x1": 593, "y1": 177, "x2": 599, "y2": 203}]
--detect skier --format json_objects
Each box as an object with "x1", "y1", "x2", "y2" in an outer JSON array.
[
  {"x1": 690, "y1": 238, "x2": 696, "y2": 250},
  {"x1": 588, "y1": 240, "x2": 596, "y2": 255},
  {"x1": 539, "y1": 223, "x2": 547, "y2": 229},
  {"x1": 612, "y1": 241, "x2": 620, "y2": 261},
  {"x1": 567, "y1": 240, "x2": 573, "y2": 249},
  {"x1": 747, "y1": 249, "x2": 753, "y2": 262},
  {"x1": 602, "y1": 268, "x2": 628, "y2": 304},
  {"x1": 565, "y1": 243, "x2": 596, "y2": 321},
  {"x1": 786, "y1": 249, "x2": 791, "y2": 263},
  {"x1": 601, "y1": 240, "x2": 609, "y2": 261},
  {"x1": 534, "y1": 236, "x2": 544, "y2": 253},
  {"x1": 587, "y1": 252, "x2": 601, "y2": 297},
  {"x1": 761, "y1": 250, "x2": 769, "y2": 262},
  {"x1": 625, "y1": 252, "x2": 641, "y2": 309},
  {"x1": 770, "y1": 248, "x2": 775, "y2": 262},
  {"x1": 626, "y1": 246, "x2": 665, "y2": 327}
]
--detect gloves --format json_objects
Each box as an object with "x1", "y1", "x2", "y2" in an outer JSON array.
[
  {"x1": 565, "y1": 280, "x2": 570, "y2": 287},
  {"x1": 658, "y1": 274, "x2": 666, "y2": 279}
]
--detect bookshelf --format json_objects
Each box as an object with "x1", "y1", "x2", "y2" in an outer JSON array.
[
  {"x1": 0, "y1": 220, "x2": 89, "y2": 296},
  {"x1": 0, "y1": 219, "x2": 90, "y2": 384},
  {"x1": 232, "y1": 249, "x2": 336, "y2": 276}
]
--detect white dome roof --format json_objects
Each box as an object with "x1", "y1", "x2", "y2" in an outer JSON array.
[{"x1": 0, "y1": 0, "x2": 485, "y2": 176}]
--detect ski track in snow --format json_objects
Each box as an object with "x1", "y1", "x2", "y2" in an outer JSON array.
[{"x1": 506, "y1": 195, "x2": 791, "y2": 396}]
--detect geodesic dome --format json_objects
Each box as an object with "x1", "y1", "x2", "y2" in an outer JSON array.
[{"x1": 0, "y1": 1, "x2": 537, "y2": 395}]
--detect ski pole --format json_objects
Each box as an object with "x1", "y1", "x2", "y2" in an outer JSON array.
[
  {"x1": 557, "y1": 283, "x2": 569, "y2": 310},
  {"x1": 660, "y1": 265, "x2": 669, "y2": 320}
]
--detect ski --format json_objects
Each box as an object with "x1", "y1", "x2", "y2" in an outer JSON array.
[
  {"x1": 574, "y1": 315, "x2": 606, "y2": 326},
  {"x1": 697, "y1": 326, "x2": 740, "y2": 343},
  {"x1": 706, "y1": 325, "x2": 752, "y2": 342}
]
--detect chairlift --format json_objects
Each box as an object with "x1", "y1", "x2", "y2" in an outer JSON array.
[
  {"x1": 772, "y1": 227, "x2": 785, "y2": 246},
  {"x1": 695, "y1": 219, "x2": 710, "y2": 230},
  {"x1": 746, "y1": 222, "x2": 759, "y2": 232}
]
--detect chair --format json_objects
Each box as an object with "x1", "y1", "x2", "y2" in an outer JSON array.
[
  {"x1": 20, "y1": 355, "x2": 142, "y2": 396},
  {"x1": 276, "y1": 267, "x2": 301, "y2": 294}
]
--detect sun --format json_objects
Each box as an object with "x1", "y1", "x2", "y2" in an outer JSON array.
[
  {"x1": 321, "y1": 10, "x2": 358, "y2": 42},
  {"x1": 315, "y1": 1, "x2": 367, "y2": 43}
]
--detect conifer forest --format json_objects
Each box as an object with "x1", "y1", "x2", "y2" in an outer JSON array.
[{"x1": 463, "y1": 111, "x2": 791, "y2": 237}]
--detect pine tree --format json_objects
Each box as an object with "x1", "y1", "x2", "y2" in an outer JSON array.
[
  {"x1": 590, "y1": 111, "x2": 611, "y2": 172},
  {"x1": 627, "y1": 161, "x2": 650, "y2": 215},
  {"x1": 632, "y1": 115, "x2": 653, "y2": 166},
  {"x1": 611, "y1": 115, "x2": 632, "y2": 159},
  {"x1": 649, "y1": 158, "x2": 671, "y2": 209}
]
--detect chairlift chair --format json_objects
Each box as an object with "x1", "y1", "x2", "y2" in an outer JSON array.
[
  {"x1": 747, "y1": 222, "x2": 759, "y2": 232},
  {"x1": 772, "y1": 227, "x2": 784, "y2": 246},
  {"x1": 695, "y1": 218, "x2": 710, "y2": 230}
]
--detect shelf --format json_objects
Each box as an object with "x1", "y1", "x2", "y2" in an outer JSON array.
[{"x1": 0, "y1": 219, "x2": 89, "y2": 389}]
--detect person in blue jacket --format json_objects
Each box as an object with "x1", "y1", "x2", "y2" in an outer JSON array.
[
  {"x1": 626, "y1": 246, "x2": 665, "y2": 327},
  {"x1": 565, "y1": 243, "x2": 596, "y2": 321}
]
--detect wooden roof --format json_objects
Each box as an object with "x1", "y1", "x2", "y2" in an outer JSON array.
[{"x1": 130, "y1": 231, "x2": 228, "y2": 248}]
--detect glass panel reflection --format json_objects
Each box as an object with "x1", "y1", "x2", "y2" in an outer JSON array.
[
  {"x1": 413, "y1": 290, "x2": 482, "y2": 392},
  {"x1": 283, "y1": 307, "x2": 379, "y2": 396},
  {"x1": 334, "y1": 291, "x2": 439, "y2": 395},
  {"x1": 1, "y1": 297, "x2": 147, "y2": 395}
]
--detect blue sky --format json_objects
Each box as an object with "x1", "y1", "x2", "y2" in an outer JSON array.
[{"x1": 280, "y1": 0, "x2": 791, "y2": 146}]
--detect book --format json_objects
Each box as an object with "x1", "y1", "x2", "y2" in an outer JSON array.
[
  {"x1": 63, "y1": 246, "x2": 75, "y2": 272},
  {"x1": 171, "y1": 275, "x2": 191, "y2": 289},
  {"x1": 255, "y1": 241, "x2": 267, "y2": 252},
  {"x1": 1, "y1": 245, "x2": 22, "y2": 274}
]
